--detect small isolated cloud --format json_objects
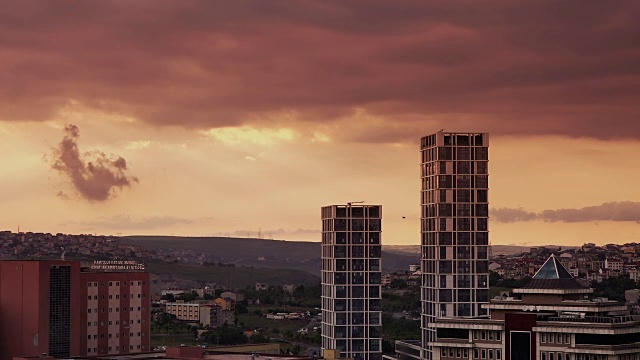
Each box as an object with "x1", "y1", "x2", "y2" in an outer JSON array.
[
  {"x1": 244, "y1": 156, "x2": 257, "y2": 161},
  {"x1": 50, "y1": 124, "x2": 138, "y2": 201},
  {"x1": 491, "y1": 202, "x2": 640, "y2": 223},
  {"x1": 64, "y1": 214, "x2": 209, "y2": 231},
  {"x1": 492, "y1": 207, "x2": 538, "y2": 223}
]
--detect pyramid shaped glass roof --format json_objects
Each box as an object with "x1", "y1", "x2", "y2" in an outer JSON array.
[{"x1": 532, "y1": 254, "x2": 574, "y2": 279}]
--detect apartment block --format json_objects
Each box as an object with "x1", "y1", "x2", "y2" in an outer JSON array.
[
  {"x1": 0, "y1": 260, "x2": 150, "y2": 360},
  {"x1": 321, "y1": 204, "x2": 383, "y2": 360},
  {"x1": 420, "y1": 132, "x2": 490, "y2": 360}
]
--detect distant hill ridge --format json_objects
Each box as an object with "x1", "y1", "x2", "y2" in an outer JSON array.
[{"x1": 122, "y1": 235, "x2": 419, "y2": 274}]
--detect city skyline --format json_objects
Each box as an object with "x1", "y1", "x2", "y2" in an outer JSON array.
[{"x1": 1, "y1": 2, "x2": 640, "y2": 246}]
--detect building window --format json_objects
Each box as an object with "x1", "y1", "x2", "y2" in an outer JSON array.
[
  {"x1": 87, "y1": 348, "x2": 91, "y2": 353},
  {"x1": 542, "y1": 333, "x2": 546, "y2": 343},
  {"x1": 497, "y1": 331, "x2": 501, "y2": 341},
  {"x1": 457, "y1": 349, "x2": 461, "y2": 358},
  {"x1": 542, "y1": 352, "x2": 547, "y2": 360},
  {"x1": 87, "y1": 296, "x2": 91, "y2": 300},
  {"x1": 87, "y1": 335, "x2": 91, "y2": 340},
  {"x1": 549, "y1": 333, "x2": 554, "y2": 343},
  {"x1": 481, "y1": 331, "x2": 486, "y2": 340},
  {"x1": 489, "y1": 350, "x2": 494, "y2": 359},
  {"x1": 550, "y1": 353, "x2": 555, "y2": 360},
  {"x1": 496, "y1": 350, "x2": 501, "y2": 360},
  {"x1": 109, "y1": 347, "x2": 112, "y2": 351},
  {"x1": 474, "y1": 330, "x2": 479, "y2": 340},
  {"x1": 565, "y1": 334, "x2": 570, "y2": 344},
  {"x1": 482, "y1": 349, "x2": 486, "y2": 359},
  {"x1": 489, "y1": 331, "x2": 494, "y2": 341},
  {"x1": 88, "y1": 309, "x2": 91, "y2": 313},
  {"x1": 474, "y1": 349, "x2": 479, "y2": 359}
]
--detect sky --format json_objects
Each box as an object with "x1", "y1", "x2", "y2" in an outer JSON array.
[{"x1": 1, "y1": 1, "x2": 640, "y2": 246}]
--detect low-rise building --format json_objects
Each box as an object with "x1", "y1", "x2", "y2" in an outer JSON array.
[
  {"x1": 165, "y1": 301, "x2": 201, "y2": 321},
  {"x1": 605, "y1": 257, "x2": 624, "y2": 271},
  {"x1": 220, "y1": 291, "x2": 244, "y2": 302},
  {"x1": 255, "y1": 282, "x2": 268, "y2": 291}
]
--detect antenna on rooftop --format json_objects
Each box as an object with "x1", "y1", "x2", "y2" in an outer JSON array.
[{"x1": 347, "y1": 201, "x2": 365, "y2": 206}]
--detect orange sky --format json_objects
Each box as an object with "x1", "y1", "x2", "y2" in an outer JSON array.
[{"x1": 1, "y1": 1, "x2": 639, "y2": 246}]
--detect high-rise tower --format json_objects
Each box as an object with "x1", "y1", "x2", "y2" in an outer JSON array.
[
  {"x1": 321, "y1": 204, "x2": 383, "y2": 360},
  {"x1": 420, "y1": 132, "x2": 490, "y2": 360}
]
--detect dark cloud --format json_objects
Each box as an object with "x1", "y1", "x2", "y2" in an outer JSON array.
[
  {"x1": 491, "y1": 202, "x2": 640, "y2": 223},
  {"x1": 1, "y1": 1, "x2": 640, "y2": 141},
  {"x1": 50, "y1": 124, "x2": 138, "y2": 201},
  {"x1": 64, "y1": 214, "x2": 206, "y2": 231}
]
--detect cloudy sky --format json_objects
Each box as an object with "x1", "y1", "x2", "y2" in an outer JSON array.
[{"x1": 1, "y1": 1, "x2": 639, "y2": 246}]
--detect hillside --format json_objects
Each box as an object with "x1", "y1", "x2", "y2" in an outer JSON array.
[
  {"x1": 384, "y1": 244, "x2": 548, "y2": 256},
  {"x1": 122, "y1": 236, "x2": 419, "y2": 274},
  {"x1": 145, "y1": 261, "x2": 319, "y2": 289}
]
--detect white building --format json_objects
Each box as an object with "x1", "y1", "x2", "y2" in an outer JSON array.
[
  {"x1": 605, "y1": 257, "x2": 624, "y2": 271},
  {"x1": 321, "y1": 204, "x2": 383, "y2": 360},
  {"x1": 420, "y1": 132, "x2": 490, "y2": 360}
]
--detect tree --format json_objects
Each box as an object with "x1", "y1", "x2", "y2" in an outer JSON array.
[
  {"x1": 489, "y1": 271, "x2": 501, "y2": 286},
  {"x1": 250, "y1": 333, "x2": 269, "y2": 344},
  {"x1": 390, "y1": 279, "x2": 407, "y2": 289},
  {"x1": 235, "y1": 303, "x2": 248, "y2": 314}
]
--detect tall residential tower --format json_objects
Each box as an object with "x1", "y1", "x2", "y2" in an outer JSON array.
[
  {"x1": 420, "y1": 132, "x2": 490, "y2": 360},
  {"x1": 321, "y1": 204, "x2": 383, "y2": 360}
]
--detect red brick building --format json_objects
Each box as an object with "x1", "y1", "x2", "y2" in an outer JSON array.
[{"x1": 0, "y1": 260, "x2": 149, "y2": 360}]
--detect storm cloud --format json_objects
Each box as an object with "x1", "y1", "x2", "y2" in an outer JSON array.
[
  {"x1": 50, "y1": 124, "x2": 138, "y2": 201},
  {"x1": 1, "y1": 1, "x2": 639, "y2": 141},
  {"x1": 492, "y1": 202, "x2": 640, "y2": 223}
]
